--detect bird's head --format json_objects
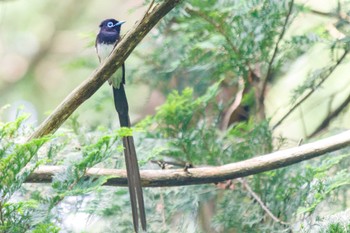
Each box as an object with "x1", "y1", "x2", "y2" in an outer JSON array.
[{"x1": 99, "y1": 19, "x2": 125, "y2": 33}]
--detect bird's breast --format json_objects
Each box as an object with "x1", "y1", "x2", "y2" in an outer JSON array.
[{"x1": 97, "y1": 43, "x2": 116, "y2": 62}]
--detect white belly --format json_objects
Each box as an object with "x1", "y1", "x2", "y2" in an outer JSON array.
[
  {"x1": 96, "y1": 42, "x2": 122, "y2": 88},
  {"x1": 97, "y1": 43, "x2": 115, "y2": 62}
]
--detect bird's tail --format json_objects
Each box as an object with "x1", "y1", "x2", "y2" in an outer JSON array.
[{"x1": 112, "y1": 69, "x2": 146, "y2": 232}]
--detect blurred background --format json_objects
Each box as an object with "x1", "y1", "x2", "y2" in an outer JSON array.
[
  {"x1": 2, "y1": 0, "x2": 350, "y2": 232},
  {"x1": 0, "y1": 0, "x2": 154, "y2": 129},
  {"x1": 0, "y1": 0, "x2": 350, "y2": 138}
]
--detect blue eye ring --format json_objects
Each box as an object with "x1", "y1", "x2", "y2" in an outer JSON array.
[{"x1": 107, "y1": 22, "x2": 114, "y2": 28}]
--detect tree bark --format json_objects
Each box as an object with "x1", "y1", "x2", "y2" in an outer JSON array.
[
  {"x1": 27, "y1": 0, "x2": 182, "y2": 141},
  {"x1": 27, "y1": 130, "x2": 350, "y2": 187}
]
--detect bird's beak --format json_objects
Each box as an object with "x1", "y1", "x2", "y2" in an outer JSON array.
[{"x1": 114, "y1": 21, "x2": 126, "y2": 27}]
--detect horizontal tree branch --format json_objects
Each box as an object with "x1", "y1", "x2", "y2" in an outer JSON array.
[
  {"x1": 27, "y1": 130, "x2": 350, "y2": 187},
  {"x1": 27, "y1": 0, "x2": 181, "y2": 141}
]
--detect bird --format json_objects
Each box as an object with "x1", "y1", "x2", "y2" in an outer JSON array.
[{"x1": 96, "y1": 18, "x2": 146, "y2": 232}]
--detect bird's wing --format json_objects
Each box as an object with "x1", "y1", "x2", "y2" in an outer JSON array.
[{"x1": 109, "y1": 64, "x2": 124, "y2": 89}]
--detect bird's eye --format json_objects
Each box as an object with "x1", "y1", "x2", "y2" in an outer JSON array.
[{"x1": 107, "y1": 22, "x2": 114, "y2": 28}]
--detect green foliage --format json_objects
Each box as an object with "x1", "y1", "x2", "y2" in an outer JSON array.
[
  {"x1": 31, "y1": 223, "x2": 60, "y2": 233},
  {"x1": 139, "y1": 81, "x2": 273, "y2": 165},
  {"x1": 2, "y1": 113, "x2": 347, "y2": 232},
  {"x1": 51, "y1": 133, "x2": 119, "y2": 197},
  {"x1": 227, "y1": 120, "x2": 273, "y2": 161},
  {"x1": 323, "y1": 223, "x2": 350, "y2": 233},
  {"x1": 0, "y1": 115, "x2": 125, "y2": 232},
  {"x1": 135, "y1": 0, "x2": 311, "y2": 96},
  {"x1": 134, "y1": 1, "x2": 350, "y2": 231},
  {"x1": 2, "y1": 0, "x2": 350, "y2": 232},
  {"x1": 0, "y1": 200, "x2": 39, "y2": 233},
  {"x1": 298, "y1": 153, "x2": 350, "y2": 215},
  {"x1": 0, "y1": 116, "x2": 52, "y2": 232},
  {"x1": 291, "y1": 47, "x2": 349, "y2": 104}
]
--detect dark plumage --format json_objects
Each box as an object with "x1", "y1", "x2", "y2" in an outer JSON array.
[
  {"x1": 96, "y1": 19, "x2": 146, "y2": 233},
  {"x1": 96, "y1": 19, "x2": 121, "y2": 45}
]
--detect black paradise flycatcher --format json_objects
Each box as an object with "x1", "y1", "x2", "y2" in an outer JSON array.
[{"x1": 96, "y1": 19, "x2": 146, "y2": 232}]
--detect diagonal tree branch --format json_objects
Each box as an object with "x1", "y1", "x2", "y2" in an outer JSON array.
[
  {"x1": 308, "y1": 92, "x2": 350, "y2": 138},
  {"x1": 259, "y1": 0, "x2": 294, "y2": 104},
  {"x1": 220, "y1": 77, "x2": 245, "y2": 130},
  {"x1": 238, "y1": 178, "x2": 289, "y2": 225},
  {"x1": 27, "y1": 130, "x2": 350, "y2": 187},
  {"x1": 27, "y1": 0, "x2": 182, "y2": 141},
  {"x1": 273, "y1": 49, "x2": 349, "y2": 130}
]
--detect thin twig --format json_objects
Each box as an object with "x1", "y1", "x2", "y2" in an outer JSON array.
[
  {"x1": 141, "y1": 0, "x2": 157, "y2": 23},
  {"x1": 155, "y1": 157, "x2": 168, "y2": 230},
  {"x1": 185, "y1": 7, "x2": 259, "y2": 78},
  {"x1": 308, "y1": 92, "x2": 350, "y2": 138},
  {"x1": 299, "y1": 107, "x2": 308, "y2": 137},
  {"x1": 260, "y1": 0, "x2": 295, "y2": 104},
  {"x1": 273, "y1": 49, "x2": 349, "y2": 130},
  {"x1": 221, "y1": 77, "x2": 245, "y2": 130},
  {"x1": 186, "y1": 7, "x2": 238, "y2": 53},
  {"x1": 159, "y1": 191, "x2": 166, "y2": 230},
  {"x1": 309, "y1": 9, "x2": 350, "y2": 23},
  {"x1": 238, "y1": 178, "x2": 290, "y2": 225},
  {"x1": 146, "y1": 0, "x2": 156, "y2": 15}
]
